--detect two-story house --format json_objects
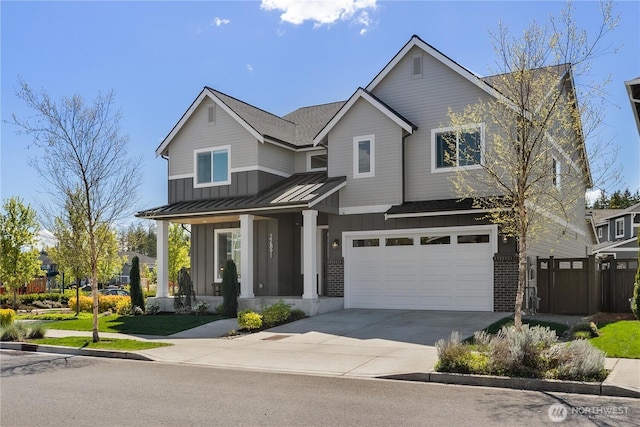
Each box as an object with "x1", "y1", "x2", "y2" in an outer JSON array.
[
  {"x1": 137, "y1": 35, "x2": 592, "y2": 315},
  {"x1": 590, "y1": 203, "x2": 640, "y2": 259}
]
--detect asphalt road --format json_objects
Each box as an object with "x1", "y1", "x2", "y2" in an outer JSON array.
[{"x1": 1, "y1": 350, "x2": 638, "y2": 427}]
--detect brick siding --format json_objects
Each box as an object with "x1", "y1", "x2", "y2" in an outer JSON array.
[
  {"x1": 494, "y1": 253, "x2": 518, "y2": 312},
  {"x1": 327, "y1": 258, "x2": 344, "y2": 297}
]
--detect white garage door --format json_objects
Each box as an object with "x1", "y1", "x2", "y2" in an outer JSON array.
[{"x1": 345, "y1": 228, "x2": 495, "y2": 311}]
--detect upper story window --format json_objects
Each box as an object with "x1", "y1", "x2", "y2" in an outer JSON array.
[
  {"x1": 353, "y1": 135, "x2": 375, "y2": 179},
  {"x1": 597, "y1": 227, "x2": 603, "y2": 240},
  {"x1": 307, "y1": 152, "x2": 328, "y2": 171},
  {"x1": 432, "y1": 124, "x2": 483, "y2": 172},
  {"x1": 194, "y1": 145, "x2": 230, "y2": 188},
  {"x1": 615, "y1": 218, "x2": 624, "y2": 238}
]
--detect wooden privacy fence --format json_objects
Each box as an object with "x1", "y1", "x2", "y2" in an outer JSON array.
[{"x1": 537, "y1": 256, "x2": 637, "y2": 315}]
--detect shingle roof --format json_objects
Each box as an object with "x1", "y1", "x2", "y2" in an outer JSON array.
[
  {"x1": 135, "y1": 172, "x2": 346, "y2": 220},
  {"x1": 283, "y1": 101, "x2": 346, "y2": 146}
]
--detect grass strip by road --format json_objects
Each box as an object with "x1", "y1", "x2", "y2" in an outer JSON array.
[
  {"x1": 41, "y1": 313, "x2": 223, "y2": 336},
  {"x1": 30, "y1": 336, "x2": 172, "y2": 351},
  {"x1": 589, "y1": 320, "x2": 640, "y2": 359}
]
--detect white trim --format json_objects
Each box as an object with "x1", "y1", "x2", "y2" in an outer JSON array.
[
  {"x1": 431, "y1": 123, "x2": 484, "y2": 173},
  {"x1": 214, "y1": 227, "x2": 241, "y2": 283},
  {"x1": 353, "y1": 134, "x2": 375, "y2": 179},
  {"x1": 597, "y1": 227, "x2": 603, "y2": 240},
  {"x1": 593, "y1": 237, "x2": 638, "y2": 253},
  {"x1": 385, "y1": 208, "x2": 491, "y2": 220},
  {"x1": 552, "y1": 156, "x2": 561, "y2": 188},
  {"x1": 230, "y1": 165, "x2": 291, "y2": 178},
  {"x1": 307, "y1": 151, "x2": 328, "y2": 172},
  {"x1": 339, "y1": 204, "x2": 392, "y2": 215},
  {"x1": 169, "y1": 165, "x2": 291, "y2": 182},
  {"x1": 194, "y1": 145, "x2": 231, "y2": 188},
  {"x1": 615, "y1": 217, "x2": 625, "y2": 239},
  {"x1": 313, "y1": 88, "x2": 414, "y2": 145},
  {"x1": 168, "y1": 173, "x2": 194, "y2": 181},
  {"x1": 148, "y1": 204, "x2": 309, "y2": 220}
]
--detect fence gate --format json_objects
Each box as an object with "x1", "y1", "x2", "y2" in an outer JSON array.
[
  {"x1": 537, "y1": 258, "x2": 593, "y2": 314},
  {"x1": 601, "y1": 259, "x2": 637, "y2": 313}
]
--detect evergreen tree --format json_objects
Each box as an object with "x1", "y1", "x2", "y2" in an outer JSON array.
[
  {"x1": 221, "y1": 259, "x2": 239, "y2": 318},
  {"x1": 129, "y1": 256, "x2": 145, "y2": 312}
]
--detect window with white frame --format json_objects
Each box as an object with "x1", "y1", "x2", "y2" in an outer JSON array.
[
  {"x1": 432, "y1": 125, "x2": 482, "y2": 171},
  {"x1": 353, "y1": 135, "x2": 375, "y2": 178},
  {"x1": 307, "y1": 152, "x2": 328, "y2": 171},
  {"x1": 597, "y1": 227, "x2": 603, "y2": 239},
  {"x1": 214, "y1": 228, "x2": 241, "y2": 282},
  {"x1": 552, "y1": 157, "x2": 561, "y2": 188},
  {"x1": 615, "y1": 218, "x2": 624, "y2": 238},
  {"x1": 194, "y1": 146, "x2": 230, "y2": 187}
]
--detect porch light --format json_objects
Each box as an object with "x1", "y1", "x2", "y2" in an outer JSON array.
[{"x1": 332, "y1": 239, "x2": 340, "y2": 249}]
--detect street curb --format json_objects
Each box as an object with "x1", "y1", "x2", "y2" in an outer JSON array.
[
  {"x1": 0, "y1": 341, "x2": 154, "y2": 361},
  {"x1": 377, "y1": 372, "x2": 640, "y2": 399}
]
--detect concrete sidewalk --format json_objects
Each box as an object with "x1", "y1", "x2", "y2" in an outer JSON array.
[{"x1": 5, "y1": 309, "x2": 640, "y2": 398}]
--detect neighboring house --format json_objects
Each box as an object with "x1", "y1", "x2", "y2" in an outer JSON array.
[
  {"x1": 590, "y1": 203, "x2": 640, "y2": 259},
  {"x1": 625, "y1": 77, "x2": 640, "y2": 135},
  {"x1": 116, "y1": 251, "x2": 156, "y2": 286},
  {"x1": 137, "y1": 35, "x2": 592, "y2": 315}
]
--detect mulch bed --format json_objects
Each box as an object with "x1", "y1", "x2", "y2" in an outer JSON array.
[{"x1": 584, "y1": 312, "x2": 637, "y2": 324}]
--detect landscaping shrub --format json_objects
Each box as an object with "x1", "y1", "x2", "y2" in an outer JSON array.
[
  {"x1": 115, "y1": 298, "x2": 132, "y2": 315},
  {"x1": 435, "y1": 324, "x2": 607, "y2": 381},
  {"x1": 571, "y1": 322, "x2": 600, "y2": 339},
  {"x1": 546, "y1": 340, "x2": 607, "y2": 381},
  {"x1": 221, "y1": 260, "x2": 239, "y2": 317},
  {"x1": 145, "y1": 301, "x2": 160, "y2": 315},
  {"x1": 194, "y1": 301, "x2": 209, "y2": 316},
  {"x1": 130, "y1": 256, "x2": 145, "y2": 312},
  {"x1": 1, "y1": 323, "x2": 26, "y2": 341},
  {"x1": 435, "y1": 332, "x2": 490, "y2": 374},
  {"x1": 68, "y1": 296, "x2": 93, "y2": 313},
  {"x1": 632, "y1": 281, "x2": 640, "y2": 321},
  {"x1": 238, "y1": 309, "x2": 262, "y2": 330},
  {"x1": 288, "y1": 308, "x2": 307, "y2": 322},
  {"x1": 261, "y1": 299, "x2": 291, "y2": 328},
  {"x1": 25, "y1": 323, "x2": 47, "y2": 339},
  {"x1": 0, "y1": 308, "x2": 16, "y2": 327},
  {"x1": 488, "y1": 325, "x2": 558, "y2": 377}
]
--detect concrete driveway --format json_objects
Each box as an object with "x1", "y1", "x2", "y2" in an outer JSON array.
[
  {"x1": 136, "y1": 309, "x2": 510, "y2": 377},
  {"x1": 268, "y1": 309, "x2": 509, "y2": 346}
]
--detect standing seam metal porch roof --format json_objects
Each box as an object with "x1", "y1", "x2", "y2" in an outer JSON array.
[{"x1": 135, "y1": 172, "x2": 346, "y2": 220}]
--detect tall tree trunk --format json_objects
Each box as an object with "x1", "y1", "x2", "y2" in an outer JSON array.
[{"x1": 514, "y1": 225, "x2": 527, "y2": 330}]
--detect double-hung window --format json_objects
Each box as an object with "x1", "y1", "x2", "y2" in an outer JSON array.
[
  {"x1": 353, "y1": 135, "x2": 375, "y2": 178},
  {"x1": 432, "y1": 125, "x2": 483, "y2": 171},
  {"x1": 214, "y1": 228, "x2": 241, "y2": 282},
  {"x1": 194, "y1": 146, "x2": 230, "y2": 187},
  {"x1": 615, "y1": 218, "x2": 625, "y2": 239}
]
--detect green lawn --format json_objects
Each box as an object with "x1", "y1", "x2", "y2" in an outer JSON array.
[
  {"x1": 30, "y1": 336, "x2": 171, "y2": 351},
  {"x1": 589, "y1": 320, "x2": 640, "y2": 359},
  {"x1": 42, "y1": 313, "x2": 223, "y2": 336}
]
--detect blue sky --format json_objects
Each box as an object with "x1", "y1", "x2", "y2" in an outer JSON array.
[{"x1": 2, "y1": 0, "x2": 639, "y2": 225}]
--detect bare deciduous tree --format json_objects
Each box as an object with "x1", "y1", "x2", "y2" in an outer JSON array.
[
  {"x1": 11, "y1": 82, "x2": 142, "y2": 341},
  {"x1": 447, "y1": 1, "x2": 619, "y2": 328}
]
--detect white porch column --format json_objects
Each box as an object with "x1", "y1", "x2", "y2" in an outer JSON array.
[
  {"x1": 156, "y1": 220, "x2": 169, "y2": 298},
  {"x1": 302, "y1": 209, "x2": 318, "y2": 299},
  {"x1": 239, "y1": 214, "x2": 255, "y2": 298}
]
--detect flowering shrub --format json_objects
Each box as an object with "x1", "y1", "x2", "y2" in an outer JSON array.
[
  {"x1": 238, "y1": 309, "x2": 263, "y2": 330},
  {"x1": 0, "y1": 308, "x2": 16, "y2": 327},
  {"x1": 194, "y1": 301, "x2": 209, "y2": 316},
  {"x1": 146, "y1": 301, "x2": 160, "y2": 315},
  {"x1": 68, "y1": 296, "x2": 93, "y2": 313},
  {"x1": 115, "y1": 298, "x2": 132, "y2": 315}
]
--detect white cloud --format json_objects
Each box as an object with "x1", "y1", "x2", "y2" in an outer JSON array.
[
  {"x1": 261, "y1": 0, "x2": 376, "y2": 33},
  {"x1": 212, "y1": 17, "x2": 231, "y2": 27},
  {"x1": 246, "y1": 64, "x2": 254, "y2": 72}
]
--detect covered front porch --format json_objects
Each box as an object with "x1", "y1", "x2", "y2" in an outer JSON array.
[{"x1": 137, "y1": 172, "x2": 347, "y2": 316}]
